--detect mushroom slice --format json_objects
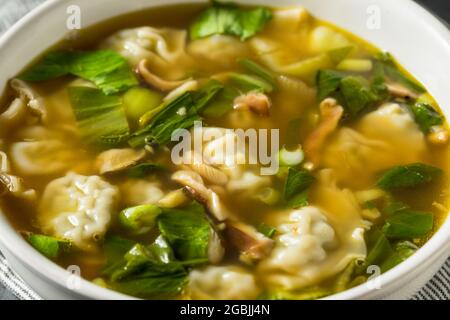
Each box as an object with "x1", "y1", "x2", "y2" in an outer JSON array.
[
  {"x1": 0, "y1": 151, "x2": 36, "y2": 200},
  {"x1": 172, "y1": 170, "x2": 231, "y2": 221},
  {"x1": 10, "y1": 79, "x2": 47, "y2": 123},
  {"x1": 0, "y1": 173, "x2": 36, "y2": 201},
  {"x1": 226, "y1": 220, "x2": 274, "y2": 260},
  {"x1": 96, "y1": 148, "x2": 146, "y2": 175},
  {"x1": 386, "y1": 83, "x2": 419, "y2": 100},
  {"x1": 137, "y1": 59, "x2": 189, "y2": 91},
  {"x1": 304, "y1": 98, "x2": 344, "y2": 165},
  {"x1": 182, "y1": 150, "x2": 228, "y2": 185},
  {"x1": 233, "y1": 92, "x2": 272, "y2": 116}
]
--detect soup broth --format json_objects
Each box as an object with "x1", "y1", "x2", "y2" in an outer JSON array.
[{"x1": 0, "y1": 2, "x2": 448, "y2": 299}]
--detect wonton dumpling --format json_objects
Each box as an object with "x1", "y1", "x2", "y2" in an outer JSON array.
[
  {"x1": 10, "y1": 139, "x2": 77, "y2": 176},
  {"x1": 260, "y1": 170, "x2": 366, "y2": 290},
  {"x1": 322, "y1": 103, "x2": 426, "y2": 187},
  {"x1": 188, "y1": 266, "x2": 260, "y2": 300},
  {"x1": 102, "y1": 27, "x2": 193, "y2": 80},
  {"x1": 39, "y1": 173, "x2": 119, "y2": 251},
  {"x1": 188, "y1": 35, "x2": 251, "y2": 69}
]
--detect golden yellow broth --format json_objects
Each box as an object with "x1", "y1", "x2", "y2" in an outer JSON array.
[{"x1": 0, "y1": 3, "x2": 449, "y2": 298}]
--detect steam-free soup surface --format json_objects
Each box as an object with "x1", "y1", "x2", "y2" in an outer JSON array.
[{"x1": 0, "y1": 2, "x2": 448, "y2": 299}]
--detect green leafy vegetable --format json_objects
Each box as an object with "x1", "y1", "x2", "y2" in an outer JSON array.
[
  {"x1": 382, "y1": 209, "x2": 434, "y2": 239},
  {"x1": 327, "y1": 46, "x2": 354, "y2": 64},
  {"x1": 107, "y1": 240, "x2": 187, "y2": 297},
  {"x1": 257, "y1": 223, "x2": 277, "y2": 239},
  {"x1": 409, "y1": 102, "x2": 443, "y2": 133},
  {"x1": 129, "y1": 81, "x2": 223, "y2": 147},
  {"x1": 102, "y1": 235, "x2": 136, "y2": 275},
  {"x1": 238, "y1": 58, "x2": 275, "y2": 86},
  {"x1": 375, "y1": 52, "x2": 425, "y2": 94},
  {"x1": 380, "y1": 241, "x2": 418, "y2": 272},
  {"x1": 126, "y1": 163, "x2": 165, "y2": 178},
  {"x1": 190, "y1": 2, "x2": 272, "y2": 41},
  {"x1": 316, "y1": 67, "x2": 387, "y2": 116},
  {"x1": 316, "y1": 70, "x2": 342, "y2": 101},
  {"x1": 157, "y1": 202, "x2": 211, "y2": 262},
  {"x1": 229, "y1": 73, "x2": 273, "y2": 93},
  {"x1": 27, "y1": 234, "x2": 70, "y2": 260},
  {"x1": 365, "y1": 227, "x2": 393, "y2": 266},
  {"x1": 68, "y1": 87, "x2": 130, "y2": 147},
  {"x1": 339, "y1": 76, "x2": 380, "y2": 116},
  {"x1": 123, "y1": 87, "x2": 163, "y2": 125},
  {"x1": 376, "y1": 163, "x2": 442, "y2": 190},
  {"x1": 384, "y1": 200, "x2": 410, "y2": 215},
  {"x1": 201, "y1": 85, "x2": 240, "y2": 118},
  {"x1": 20, "y1": 50, "x2": 138, "y2": 95},
  {"x1": 284, "y1": 168, "x2": 315, "y2": 208},
  {"x1": 119, "y1": 204, "x2": 162, "y2": 235}
]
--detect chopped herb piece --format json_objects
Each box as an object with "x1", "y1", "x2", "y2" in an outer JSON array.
[
  {"x1": 376, "y1": 163, "x2": 442, "y2": 190},
  {"x1": 409, "y1": 102, "x2": 443, "y2": 133},
  {"x1": 27, "y1": 234, "x2": 70, "y2": 260},
  {"x1": 190, "y1": 2, "x2": 272, "y2": 41},
  {"x1": 157, "y1": 202, "x2": 212, "y2": 261},
  {"x1": 20, "y1": 50, "x2": 138, "y2": 94},
  {"x1": 257, "y1": 223, "x2": 277, "y2": 238},
  {"x1": 382, "y1": 209, "x2": 434, "y2": 239},
  {"x1": 284, "y1": 168, "x2": 315, "y2": 208},
  {"x1": 68, "y1": 87, "x2": 130, "y2": 148}
]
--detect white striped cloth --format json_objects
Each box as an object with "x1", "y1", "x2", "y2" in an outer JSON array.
[{"x1": 0, "y1": 0, "x2": 449, "y2": 300}]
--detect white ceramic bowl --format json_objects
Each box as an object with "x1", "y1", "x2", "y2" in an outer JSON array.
[{"x1": 0, "y1": 0, "x2": 449, "y2": 300}]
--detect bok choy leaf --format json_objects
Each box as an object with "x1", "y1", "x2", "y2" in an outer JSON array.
[
  {"x1": 284, "y1": 168, "x2": 316, "y2": 208},
  {"x1": 27, "y1": 233, "x2": 71, "y2": 260},
  {"x1": 68, "y1": 87, "x2": 130, "y2": 148},
  {"x1": 20, "y1": 50, "x2": 138, "y2": 95},
  {"x1": 376, "y1": 163, "x2": 442, "y2": 190},
  {"x1": 128, "y1": 80, "x2": 223, "y2": 147},
  {"x1": 190, "y1": 1, "x2": 272, "y2": 41},
  {"x1": 157, "y1": 202, "x2": 212, "y2": 262}
]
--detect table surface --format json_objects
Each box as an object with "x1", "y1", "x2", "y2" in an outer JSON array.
[{"x1": 0, "y1": 0, "x2": 449, "y2": 300}]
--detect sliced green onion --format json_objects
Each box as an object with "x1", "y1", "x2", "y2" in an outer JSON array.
[
  {"x1": 280, "y1": 54, "x2": 332, "y2": 82},
  {"x1": 278, "y1": 146, "x2": 304, "y2": 167},
  {"x1": 119, "y1": 204, "x2": 162, "y2": 235},
  {"x1": 327, "y1": 45, "x2": 355, "y2": 64},
  {"x1": 123, "y1": 87, "x2": 163, "y2": 125},
  {"x1": 27, "y1": 233, "x2": 71, "y2": 260},
  {"x1": 229, "y1": 73, "x2": 273, "y2": 93},
  {"x1": 238, "y1": 58, "x2": 275, "y2": 86}
]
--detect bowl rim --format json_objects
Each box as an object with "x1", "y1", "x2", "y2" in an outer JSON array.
[{"x1": 0, "y1": 0, "x2": 449, "y2": 300}]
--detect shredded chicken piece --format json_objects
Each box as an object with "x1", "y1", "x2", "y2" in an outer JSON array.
[
  {"x1": 304, "y1": 98, "x2": 344, "y2": 165},
  {"x1": 386, "y1": 83, "x2": 419, "y2": 100},
  {"x1": 137, "y1": 59, "x2": 188, "y2": 91},
  {"x1": 226, "y1": 221, "x2": 274, "y2": 260},
  {"x1": 233, "y1": 92, "x2": 272, "y2": 116}
]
